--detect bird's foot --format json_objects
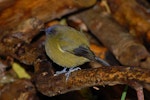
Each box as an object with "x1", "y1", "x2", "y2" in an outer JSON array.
[
  {"x1": 54, "y1": 68, "x2": 67, "y2": 76},
  {"x1": 65, "y1": 67, "x2": 81, "y2": 81},
  {"x1": 54, "y1": 67, "x2": 81, "y2": 81}
]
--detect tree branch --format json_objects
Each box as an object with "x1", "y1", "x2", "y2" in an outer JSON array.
[{"x1": 34, "y1": 65, "x2": 150, "y2": 97}]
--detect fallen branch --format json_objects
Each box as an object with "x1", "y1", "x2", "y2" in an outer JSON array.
[
  {"x1": 74, "y1": 4, "x2": 150, "y2": 68},
  {"x1": 34, "y1": 65, "x2": 150, "y2": 97}
]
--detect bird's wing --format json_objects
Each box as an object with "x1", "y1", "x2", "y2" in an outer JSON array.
[
  {"x1": 58, "y1": 32, "x2": 93, "y2": 60},
  {"x1": 72, "y1": 45, "x2": 95, "y2": 60},
  {"x1": 73, "y1": 46, "x2": 110, "y2": 66}
]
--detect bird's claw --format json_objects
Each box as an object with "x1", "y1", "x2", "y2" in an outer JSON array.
[
  {"x1": 54, "y1": 68, "x2": 67, "y2": 76},
  {"x1": 65, "y1": 67, "x2": 81, "y2": 81},
  {"x1": 54, "y1": 67, "x2": 81, "y2": 81}
]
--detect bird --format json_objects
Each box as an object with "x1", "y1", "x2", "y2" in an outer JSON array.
[{"x1": 45, "y1": 25, "x2": 110, "y2": 80}]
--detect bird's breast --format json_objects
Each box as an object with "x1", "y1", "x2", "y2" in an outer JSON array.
[{"x1": 45, "y1": 38, "x2": 89, "y2": 68}]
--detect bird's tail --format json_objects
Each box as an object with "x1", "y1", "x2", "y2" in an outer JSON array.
[{"x1": 94, "y1": 56, "x2": 110, "y2": 66}]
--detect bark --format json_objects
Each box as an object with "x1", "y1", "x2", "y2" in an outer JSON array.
[
  {"x1": 34, "y1": 65, "x2": 150, "y2": 97},
  {"x1": 107, "y1": 0, "x2": 150, "y2": 42}
]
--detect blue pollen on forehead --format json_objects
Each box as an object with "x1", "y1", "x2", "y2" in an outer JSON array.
[{"x1": 45, "y1": 26, "x2": 57, "y2": 35}]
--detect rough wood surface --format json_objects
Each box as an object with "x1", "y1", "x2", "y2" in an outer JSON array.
[
  {"x1": 35, "y1": 65, "x2": 150, "y2": 96},
  {"x1": 107, "y1": 0, "x2": 150, "y2": 42}
]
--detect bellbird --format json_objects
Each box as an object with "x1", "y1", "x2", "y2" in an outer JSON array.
[{"x1": 45, "y1": 25, "x2": 110, "y2": 80}]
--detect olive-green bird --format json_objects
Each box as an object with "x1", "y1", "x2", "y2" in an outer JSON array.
[{"x1": 45, "y1": 25, "x2": 110, "y2": 80}]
